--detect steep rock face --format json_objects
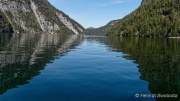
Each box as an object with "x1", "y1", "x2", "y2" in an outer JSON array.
[
  {"x1": 0, "y1": 10, "x2": 13, "y2": 33},
  {"x1": 0, "y1": 0, "x2": 84, "y2": 34},
  {"x1": 108, "y1": 0, "x2": 180, "y2": 37}
]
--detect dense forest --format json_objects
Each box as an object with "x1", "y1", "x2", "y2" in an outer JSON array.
[{"x1": 108, "y1": 0, "x2": 180, "y2": 37}]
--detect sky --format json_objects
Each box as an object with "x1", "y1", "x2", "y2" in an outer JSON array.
[{"x1": 48, "y1": 0, "x2": 142, "y2": 28}]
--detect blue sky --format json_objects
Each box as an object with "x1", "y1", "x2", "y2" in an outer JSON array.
[{"x1": 48, "y1": 0, "x2": 142, "y2": 28}]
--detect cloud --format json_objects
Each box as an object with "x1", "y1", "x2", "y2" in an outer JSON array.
[{"x1": 98, "y1": 0, "x2": 128, "y2": 7}]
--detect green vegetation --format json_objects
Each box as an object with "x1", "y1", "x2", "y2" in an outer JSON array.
[
  {"x1": 84, "y1": 27, "x2": 106, "y2": 36},
  {"x1": 108, "y1": 0, "x2": 180, "y2": 37}
]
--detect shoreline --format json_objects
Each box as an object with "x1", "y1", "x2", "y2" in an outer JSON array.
[
  {"x1": 84, "y1": 35, "x2": 106, "y2": 38},
  {"x1": 168, "y1": 37, "x2": 180, "y2": 39}
]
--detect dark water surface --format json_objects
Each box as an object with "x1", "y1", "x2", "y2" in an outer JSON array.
[{"x1": 0, "y1": 34, "x2": 179, "y2": 101}]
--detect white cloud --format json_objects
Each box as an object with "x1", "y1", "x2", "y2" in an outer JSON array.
[{"x1": 98, "y1": 0, "x2": 128, "y2": 7}]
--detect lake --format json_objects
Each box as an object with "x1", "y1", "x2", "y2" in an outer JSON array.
[{"x1": 0, "y1": 33, "x2": 179, "y2": 101}]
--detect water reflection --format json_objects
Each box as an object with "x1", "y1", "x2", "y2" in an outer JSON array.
[
  {"x1": 0, "y1": 33, "x2": 82, "y2": 94},
  {"x1": 108, "y1": 37, "x2": 180, "y2": 100}
]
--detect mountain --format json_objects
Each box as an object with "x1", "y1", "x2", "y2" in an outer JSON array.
[
  {"x1": 108, "y1": 0, "x2": 180, "y2": 37},
  {"x1": 84, "y1": 20, "x2": 118, "y2": 36},
  {"x1": 0, "y1": 0, "x2": 84, "y2": 34}
]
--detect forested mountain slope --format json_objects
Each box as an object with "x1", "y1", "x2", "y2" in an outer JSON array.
[{"x1": 108, "y1": 0, "x2": 180, "y2": 37}]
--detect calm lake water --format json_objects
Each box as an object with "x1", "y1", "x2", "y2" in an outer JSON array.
[{"x1": 0, "y1": 33, "x2": 179, "y2": 101}]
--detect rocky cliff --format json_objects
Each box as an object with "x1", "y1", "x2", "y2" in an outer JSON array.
[
  {"x1": 0, "y1": 0, "x2": 84, "y2": 34},
  {"x1": 108, "y1": 0, "x2": 180, "y2": 37}
]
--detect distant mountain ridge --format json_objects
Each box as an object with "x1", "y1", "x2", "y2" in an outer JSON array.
[
  {"x1": 0, "y1": 0, "x2": 84, "y2": 34},
  {"x1": 108, "y1": 0, "x2": 180, "y2": 37},
  {"x1": 84, "y1": 20, "x2": 119, "y2": 36}
]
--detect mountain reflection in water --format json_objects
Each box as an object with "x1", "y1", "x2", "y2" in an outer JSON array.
[
  {"x1": 0, "y1": 34, "x2": 179, "y2": 101},
  {"x1": 108, "y1": 37, "x2": 180, "y2": 101},
  {"x1": 0, "y1": 33, "x2": 82, "y2": 94}
]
